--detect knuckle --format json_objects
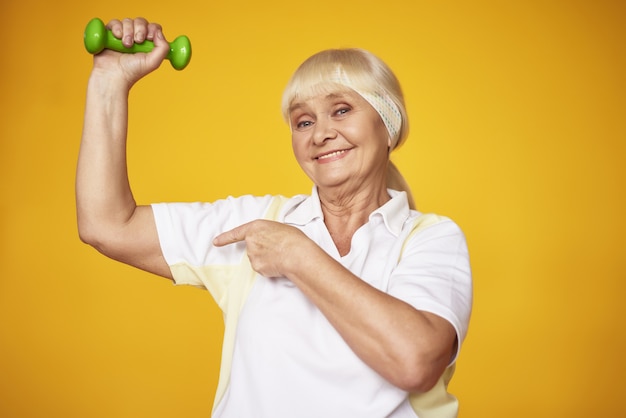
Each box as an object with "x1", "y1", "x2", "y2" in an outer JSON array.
[
  {"x1": 107, "y1": 18, "x2": 121, "y2": 27},
  {"x1": 107, "y1": 19, "x2": 123, "y2": 36}
]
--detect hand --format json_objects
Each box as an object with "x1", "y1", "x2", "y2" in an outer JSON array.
[
  {"x1": 213, "y1": 220, "x2": 311, "y2": 279},
  {"x1": 93, "y1": 17, "x2": 170, "y2": 86}
]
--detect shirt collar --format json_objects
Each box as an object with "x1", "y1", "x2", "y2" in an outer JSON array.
[{"x1": 284, "y1": 186, "x2": 411, "y2": 237}]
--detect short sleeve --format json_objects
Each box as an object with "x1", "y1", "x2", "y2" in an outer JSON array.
[
  {"x1": 388, "y1": 218, "x2": 472, "y2": 361},
  {"x1": 151, "y1": 195, "x2": 276, "y2": 287}
]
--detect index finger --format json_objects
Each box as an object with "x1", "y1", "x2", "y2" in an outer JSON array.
[
  {"x1": 213, "y1": 223, "x2": 250, "y2": 247},
  {"x1": 107, "y1": 19, "x2": 123, "y2": 39}
]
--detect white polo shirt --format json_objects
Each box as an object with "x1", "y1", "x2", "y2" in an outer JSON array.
[{"x1": 152, "y1": 187, "x2": 472, "y2": 418}]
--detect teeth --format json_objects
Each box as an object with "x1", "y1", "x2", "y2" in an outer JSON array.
[{"x1": 318, "y1": 150, "x2": 346, "y2": 160}]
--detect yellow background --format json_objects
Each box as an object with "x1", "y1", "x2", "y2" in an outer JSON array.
[{"x1": 1, "y1": 0, "x2": 624, "y2": 417}]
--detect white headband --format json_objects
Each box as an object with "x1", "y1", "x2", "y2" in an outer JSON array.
[{"x1": 331, "y1": 68, "x2": 403, "y2": 149}]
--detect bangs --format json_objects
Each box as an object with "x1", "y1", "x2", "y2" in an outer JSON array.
[
  {"x1": 284, "y1": 81, "x2": 353, "y2": 115},
  {"x1": 281, "y1": 49, "x2": 384, "y2": 120}
]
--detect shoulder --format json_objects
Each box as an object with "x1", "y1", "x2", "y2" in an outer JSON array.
[
  {"x1": 405, "y1": 211, "x2": 466, "y2": 239},
  {"x1": 400, "y1": 211, "x2": 469, "y2": 262}
]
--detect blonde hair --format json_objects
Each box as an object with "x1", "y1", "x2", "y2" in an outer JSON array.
[{"x1": 281, "y1": 48, "x2": 416, "y2": 209}]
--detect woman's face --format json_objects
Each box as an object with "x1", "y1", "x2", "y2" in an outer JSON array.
[{"x1": 289, "y1": 90, "x2": 391, "y2": 192}]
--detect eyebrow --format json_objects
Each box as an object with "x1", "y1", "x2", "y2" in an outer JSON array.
[
  {"x1": 289, "y1": 92, "x2": 351, "y2": 114},
  {"x1": 288, "y1": 102, "x2": 306, "y2": 113}
]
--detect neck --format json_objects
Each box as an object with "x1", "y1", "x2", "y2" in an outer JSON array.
[
  {"x1": 319, "y1": 185, "x2": 389, "y2": 221},
  {"x1": 317, "y1": 183, "x2": 390, "y2": 256}
]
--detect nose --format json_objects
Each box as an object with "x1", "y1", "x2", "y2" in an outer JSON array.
[{"x1": 312, "y1": 116, "x2": 337, "y2": 145}]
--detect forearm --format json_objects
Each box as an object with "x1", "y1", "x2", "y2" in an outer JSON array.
[
  {"x1": 76, "y1": 71, "x2": 136, "y2": 244},
  {"x1": 286, "y1": 243, "x2": 455, "y2": 392}
]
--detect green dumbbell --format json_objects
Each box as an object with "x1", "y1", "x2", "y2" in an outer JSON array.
[{"x1": 83, "y1": 18, "x2": 191, "y2": 71}]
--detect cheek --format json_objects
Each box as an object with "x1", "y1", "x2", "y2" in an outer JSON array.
[
  {"x1": 371, "y1": 121, "x2": 392, "y2": 152},
  {"x1": 291, "y1": 137, "x2": 307, "y2": 164}
]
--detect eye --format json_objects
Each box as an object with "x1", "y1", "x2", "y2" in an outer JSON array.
[
  {"x1": 333, "y1": 106, "x2": 351, "y2": 117},
  {"x1": 292, "y1": 114, "x2": 315, "y2": 130},
  {"x1": 296, "y1": 120, "x2": 314, "y2": 129},
  {"x1": 290, "y1": 110, "x2": 315, "y2": 131}
]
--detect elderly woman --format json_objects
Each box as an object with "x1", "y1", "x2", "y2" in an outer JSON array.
[{"x1": 77, "y1": 17, "x2": 472, "y2": 418}]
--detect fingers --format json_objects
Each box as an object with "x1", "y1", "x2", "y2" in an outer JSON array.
[
  {"x1": 213, "y1": 224, "x2": 249, "y2": 247},
  {"x1": 102, "y1": 16, "x2": 170, "y2": 77},
  {"x1": 121, "y1": 18, "x2": 135, "y2": 47},
  {"x1": 107, "y1": 17, "x2": 165, "y2": 48},
  {"x1": 145, "y1": 21, "x2": 164, "y2": 42}
]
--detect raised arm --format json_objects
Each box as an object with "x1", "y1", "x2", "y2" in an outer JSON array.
[{"x1": 76, "y1": 18, "x2": 172, "y2": 279}]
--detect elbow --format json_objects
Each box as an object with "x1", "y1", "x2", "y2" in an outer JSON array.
[
  {"x1": 77, "y1": 223, "x2": 93, "y2": 246},
  {"x1": 389, "y1": 314, "x2": 458, "y2": 392},
  {"x1": 77, "y1": 217, "x2": 110, "y2": 254},
  {"x1": 77, "y1": 215, "x2": 99, "y2": 245},
  {"x1": 392, "y1": 360, "x2": 443, "y2": 393},
  {"x1": 77, "y1": 227, "x2": 105, "y2": 255},
  {"x1": 78, "y1": 225, "x2": 122, "y2": 261},
  {"x1": 77, "y1": 219, "x2": 96, "y2": 246},
  {"x1": 387, "y1": 340, "x2": 454, "y2": 393}
]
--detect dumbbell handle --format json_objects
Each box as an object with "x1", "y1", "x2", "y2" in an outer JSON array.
[{"x1": 83, "y1": 18, "x2": 191, "y2": 70}]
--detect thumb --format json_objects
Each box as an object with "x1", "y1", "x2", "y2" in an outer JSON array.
[{"x1": 148, "y1": 29, "x2": 170, "y2": 67}]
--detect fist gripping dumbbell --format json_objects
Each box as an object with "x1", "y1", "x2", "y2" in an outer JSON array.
[{"x1": 83, "y1": 18, "x2": 192, "y2": 70}]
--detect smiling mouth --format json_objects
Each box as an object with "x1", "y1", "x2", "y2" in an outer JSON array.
[{"x1": 316, "y1": 150, "x2": 349, "y2": 160}]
